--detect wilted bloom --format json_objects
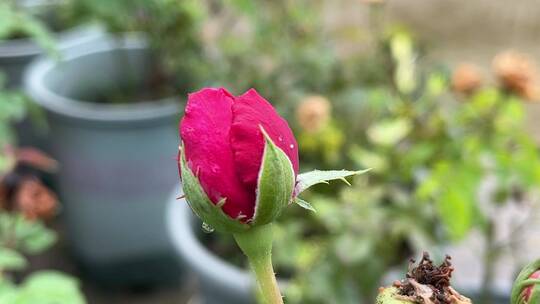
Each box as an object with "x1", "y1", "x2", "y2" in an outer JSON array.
[
  {"x1": 376, "y1": 253, "x2": 471, "y2": 304},
  {"x1": 179, "y1": 88, "x2": 299, "y2": 231},
  {"x1": 511, "y1": 259, "x2": 540, "y2": 304},
  {"x1": 452, "y1": 63, "x2": 483, "y2": 95},
  {"x1": 0, "y1": 175, "x2": 57, "y2": 220},
  {"x1": 14, "y1": 178, "x2": 57, "y2": 220},
  {"x1": 493, "y1": 50, "x2": 540, "y2": 101},
  {"x1": 0, "y1": 147, "x2": 58, "y2": 220},
  {"x1": 296, "y1": 95, "x2": 331, "y2": 133}
]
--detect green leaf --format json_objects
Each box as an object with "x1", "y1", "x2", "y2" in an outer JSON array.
[
  {"x1": 180, "y1": 145, "x2": 249, "y2": 233},
  {"x1": 12, "y1": 216, "x2": 57, "y2": 255},
  {"x1": 438, "y1": 188, "x2": 473, "y2": 241},
  {"x1": 252, "y1": 127, "x2": 296, "y2": 225},
  {"x1": 296, "y1": 169, "x2": 369, "y2": 195},
  {"x1": 20, "y1": 228, "x2": 56, "y2": 255},
  {"x1": 16, "y1": 271, "x2": 85, "y2": 304},
  {"x1": 349, "y1": 146, "x2": 388, "y2": 172},
  {"x1": 0, "y1": 247, "x2": 28, "y2": 271},
  {"x1": 226, "y1": 0, "x2": 256, "y2": 15},
  {"x1": 367, "y1": 118, "x2": 412, "y2": 146},
  {"x1": 426, "y1": 162, "x2": 480, "y2": 241},
  {"x1": 0, "y1": 279, "x2": 18, "y2": 303},
  {"x1": 426, "y1": 71, "x2": 448, "y2": 97},
  {"x1": 390, "y1": 31, "x2": 417, "y2": 95},
  {"x1": 293, "y1": 197, "x2": 316, "y2": 213}
]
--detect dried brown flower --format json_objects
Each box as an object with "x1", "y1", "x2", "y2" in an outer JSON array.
[
  {"x1": 493, "y1": 50, "x2": 540, "y2": 101},
  {"x1": 13, "y1": 178, "x2": 57, "y2": 220},
  {"x1": 0, "y1": 146, "x2": 58, "y2": 221},
  {"x1": 394, "y1": 252, "x2": 471, "y2": 304},
  {"x1": 296, "y1": 95, "x2": 331, "y2": 133},
  {"x1": 451, "y1": 63, "x2": 483, "y2": 95}
]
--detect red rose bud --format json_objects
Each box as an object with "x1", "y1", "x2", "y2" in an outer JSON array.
[
  {"x1": 178, "y1": 88, "x2": 367, "y2": 232},
  {"x1": 512, "y1": 259, "x2": 540, "y2": 304},
  {"x1": 179, "y1": 88, "x2": 299, "y2": 232}
]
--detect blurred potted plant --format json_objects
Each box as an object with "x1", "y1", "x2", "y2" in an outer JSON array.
[
  {"x1": 0, "y1": 168, "x2": 85, "y2": 304},
  {"x1": 0, "y1": 0, "x2": 102, "y2": 88},
  {"x1": 22, "y1": 0, "x2": 351, "y2": 287},
  {"x1": 24, "y1": 33, "x2": 186, "y2": 286},
  {"x1": 22, "y1": 0, "x2": 229, "y2": 286},
  {"x1": 0, "y1": 206, "x2": 85, "y2": 304},
  {"x1": 0, "y1": 76, "x2": 85, "y2": 303},
  {"x1": 0, "y1": 0, "x2": 102, "y2": 152}
]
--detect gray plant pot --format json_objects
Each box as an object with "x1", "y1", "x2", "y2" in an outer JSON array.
[
  {"x1": 468, "y1": 293, "x2": 509, "y2": 304},
  {"x1": 3, "y1": 25, "x2": 103, "y2": 151},
  {"x1": 24, "y1": 35, "x2": 182, "y2": 286},
  {"x1": 0, "y1": 2, "x2": 103, "y2": 151},
  {"x1": 167, "y1": 189, "x2": 259, "y2": 304}
]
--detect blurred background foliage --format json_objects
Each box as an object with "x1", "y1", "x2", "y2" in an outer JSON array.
[
  {"x1": 1, "y1": 0, "x2": 540, "y2": 303},
  {"x1": 0, "y1": 1, "x2": 56, "y2": 53},
  {"x1": 0, "y1": 74, "x2": 83, "y2": 303},
  {"x1": 0, "y1": 213, "x2": 84, "y2": 304},
  {"x1": 1, "y1": 2, "x2": 84, "y2": 303}
]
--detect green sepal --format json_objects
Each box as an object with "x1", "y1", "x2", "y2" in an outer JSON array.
[
  {"x1": 0, "y1": 247, "x2": 28, "y2": 271},
  {"x1": 293, "y1": 197, "x2": 316, "y2": 212},
  {"x1": 295, "y1": 169, "x2": 370, "y2": 195},
  {"x1": 179, "y1": 144, "x2": 249, "y2": 233},
  {"x1": 251, "y1": 127, "x2": 295, "y2": 226},
  {"x1": 511, "y1": 259, "x2": 540, "y2": 304}
]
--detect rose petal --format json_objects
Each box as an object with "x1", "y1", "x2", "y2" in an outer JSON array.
[
  {"x1": 230, "y1": 89, "x2": 299, "y2": 191},
  {"x1": 180, "y1": 88, "x2": 255, "y2": 219}
]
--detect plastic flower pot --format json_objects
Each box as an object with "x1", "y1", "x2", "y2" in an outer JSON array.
[
  {"x1": 24, "y1": 34, "x2": 182, "y2": 286},
  {"x1": 168, "y1": 188, "x2": 284, "y2": 304},
  {"x1": 2, "y1": 24, "x2": 102, "y2": 151},
  {"x1": 468, "y1": 293, "x2": 509, "y2": 304},
  {"x1": 0, "y1": 1, "x2": 102, "y2": 89},
  {"x1": 0, "y1": 1, "x2": 103, "y2": 152}
]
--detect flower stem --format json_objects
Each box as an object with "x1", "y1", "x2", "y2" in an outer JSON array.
[
  {"x1": 234, "y1": 224, "x2": 283, "y2": 304},
  {"x1": 480, "y1": 221, "x2": 498, "y2": 304}
]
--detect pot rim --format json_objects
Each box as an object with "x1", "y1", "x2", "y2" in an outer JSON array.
[
  {"x1": 0, "y1": 25, "x2": 102, "y2": 58},
  {"x1": 24, "y1": 34, "x2": 181, "y2": 123},
  {"x1": 167, "y1": 187, "x2": 254, "y2": 290}
]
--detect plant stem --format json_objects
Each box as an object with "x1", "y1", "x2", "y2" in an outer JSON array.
[
  {"x1": 480, "y1": 221, "x2": 498, "y2": 304},
  {"x1": 234, "y1": 224, "x2": 283, "y2": 304},
  {"x1": 249, "y1": 249, "x2": 283, "y2": 304}
]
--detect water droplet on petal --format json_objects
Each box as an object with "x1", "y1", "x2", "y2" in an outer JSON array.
[
  {"x1": 278, "y1": 136, "x2": 284, "y2": 142},
  {"x1": 201, "y1": 222, "x2": 215, "y2": 233},
  {"x1": 289, "y1": 144, "x2": 295, "y2": 149},
  {"x1": 211, "y1": 164, "x2": 220, "y2": 173}
]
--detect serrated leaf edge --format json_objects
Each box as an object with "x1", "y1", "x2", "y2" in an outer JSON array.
[{"x1": 295, "y1": 168, "x2": 371, "y2": 195}]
